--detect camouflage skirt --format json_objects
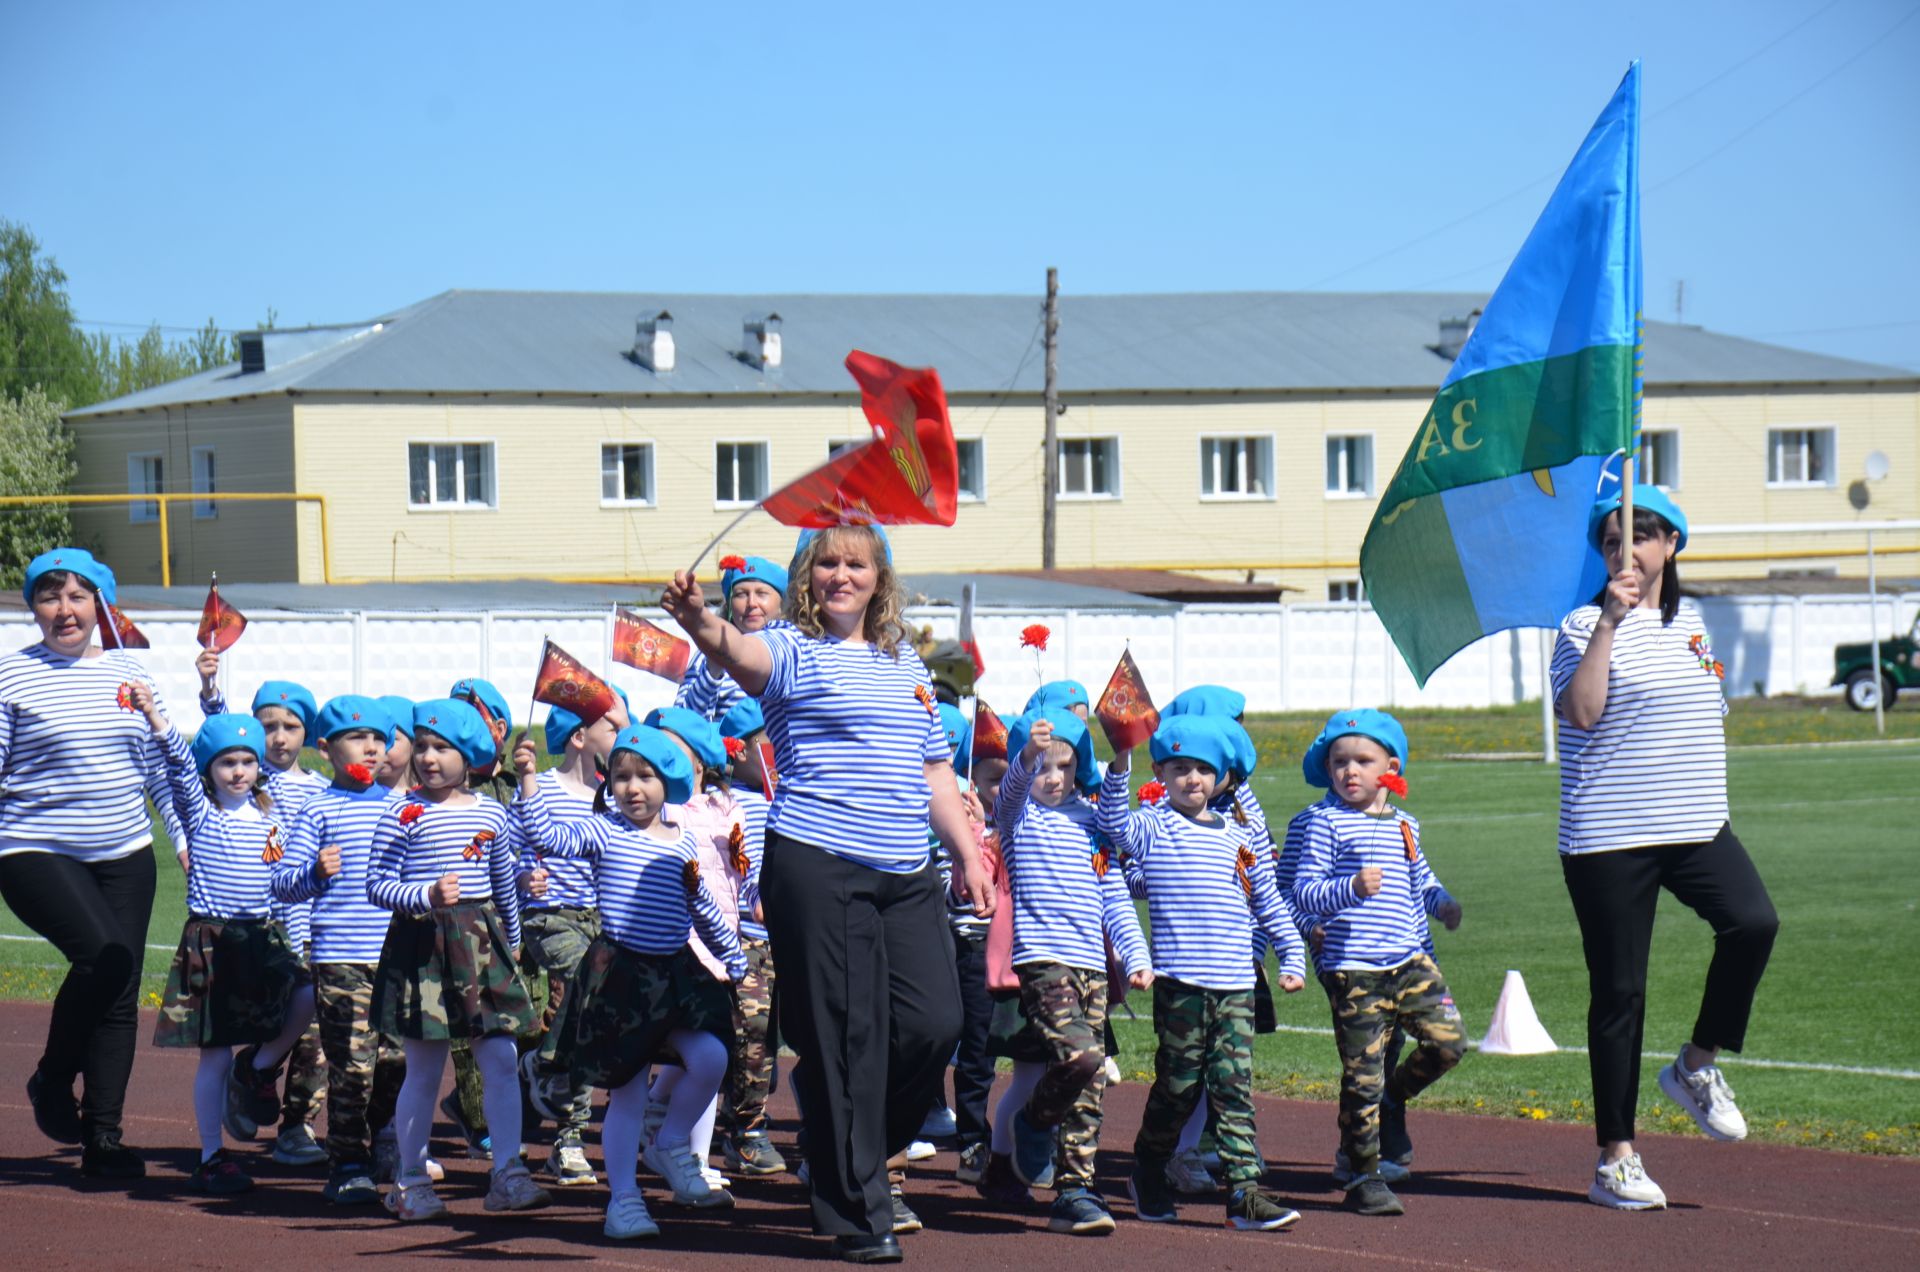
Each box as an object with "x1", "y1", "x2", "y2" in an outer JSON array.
[
  {"x1": 372, "y1": 901, "x2": 535, "y2": 1043},
  {"x1": 154, "y1": 916, "x2": 301, "y2": 1048},
  {"x1": 985, "y1": 989, "x2": 1050, "y2": 1064},
  {"x1": 566, "y1": 937, "x2": 735, "y2": 1093}
]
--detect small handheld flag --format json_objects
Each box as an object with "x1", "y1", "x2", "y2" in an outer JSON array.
[
  {"x1": 532, "y1": 639, "x2": 619, "y2": 727},
  {"x1": 970, "y1": 702, "x2": 1009, "y2": 762},
  {"x1": 97, "y1": 601, "x2": 150, "y2": 650},
  {"x1": 1095, "y1": 647, "x2": 1160, "y2": 753},
  {"x1": 197, "y1": 574, "x2": 248, "y2": 652},
  {"x1": 756, "y1": 740, "x2": 778, "y2": 803},
  {"x1": 613, "y1": 609, "x2": 692, "y2": 683}
]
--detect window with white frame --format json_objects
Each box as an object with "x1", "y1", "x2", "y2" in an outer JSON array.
[
  {"x1": 1058, "y1": 437, "x2": 1120, "y2": 498},
  {"x1": 715, "y1": 441, "x2": 770, "y2": 505},
  {"x1": 1325, "y1": 434, "x2": 1374, "y2": 497},
  {"x1": 1767, "y1": 428, "x2": 1835, "y2": 487},
  {"x1": 1200, "y1": 435, "x2": 1273, "y2": 499},
  {"x1": 1638, "y1": 430, "x2": 1679, "y2": 490},
  {"x1": 826, "y1": 438, "x2": 863, "y2": 460},
  {"x1": 1328, "y1": 579, "x2": 1365, "y2": 603},
  {"x1": 956, "y1": 437, "x2": 985, "y2": 501},
  {"x1": 127, "y1": 452, "x2": 163, "y2": 523},
  {"x1": 407, "y1": 442, "x2": 495, "y2": 509},
  {"x1": 191, "y1": 446, "x2": 217, "y2": 519},
  {"x1": 600, "y1": 443, "x2": 655, "y2": 506}
]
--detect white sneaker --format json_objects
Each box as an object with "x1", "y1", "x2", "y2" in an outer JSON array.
[
  {"x1": 604, "y1": 1192, "x2": 660, "y2": 1240},
  {"x1": 423, "y1": 1157, "x2": 445, "y2": 1183},
  {"x1": 701, "y1": 1164, "x2": 730, "y2": 1189},
  {"x1": 385, "y1": 1178, "x2": 448, "y2": 1221},
  {"x1": 1659, "y1": 1052, "x2": 1748, "y2": 1142},
  {"x1": 1333, "y1": 1149, "x2": 1410, "y2": 1185},
  {"x1": 644, "y1": 1138, "x2": 717, "y2": 1206},
  {"x1": 1165, "y1": 1148, "x2": 1219, "y2": 1195},
  {"x1": 905, "y1": 1139, "x2": 937, "y2": 1162},
  {"x1": 1589, "y1": 1152, "x2": 1667, "y2": 1210},
  {"x1": 483, "y1": 1158, "x2": 554, "y2": 1212},
  {"x1": 1102, "y1": 1057, "x2": 1123, "y2": 1084}
]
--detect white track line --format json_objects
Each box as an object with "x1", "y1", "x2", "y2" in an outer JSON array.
[{"x1": 0, "y1": 932, "x2": 177, "y2": 952}]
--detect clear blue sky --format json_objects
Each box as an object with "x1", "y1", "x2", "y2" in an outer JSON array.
[{"x1": 5, "y1": 0, "x2": 1916, "y2": 370}]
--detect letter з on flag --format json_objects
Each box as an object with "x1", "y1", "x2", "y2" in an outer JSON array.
[
  {"x1": 613, "y1": 610, "x2": 692, "y2": 683},
  {"x1": 1360, "y1": 62, "x2": 1643, "y2": 685},
  {"x1": 532, "y1": 639, "x2": 618, "y2": 727}
]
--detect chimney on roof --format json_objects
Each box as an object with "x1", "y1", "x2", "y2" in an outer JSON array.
[
  {"x1": 742, "y1": 313, "x2": 782, "y2": 369},
  {"x1": 634, "y1": 310, "x2": 675, "y2": 373},
  {"x1": 1435, "y1": 308, "x2": 1482, "y2": 362},
  {"x1": 238, "y1": 332, "x2": 266, "y2": 374}
]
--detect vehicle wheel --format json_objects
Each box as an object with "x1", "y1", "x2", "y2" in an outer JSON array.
[{"x1": 1844, "y1": 669, "x2": 1891, "y2": 711}]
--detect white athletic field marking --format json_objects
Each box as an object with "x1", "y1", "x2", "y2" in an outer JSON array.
[
  {"x1": 0, "y1": 932, "x2": 177, "y2": 953},
  {"x1": 1419, "y1": 792, "x2": 1916, "y2": 826}
]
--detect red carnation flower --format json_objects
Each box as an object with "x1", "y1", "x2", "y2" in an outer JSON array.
[
  {"x1": 718, "y1": 554, "x2": 748, "y2": 571},
  {"x1": 1138, "y1": 780, "x2": 1167, "y2": 805},
  {"x1": 344, "y1": 763, "x2": 374, "y2": 784},
  {"x1": 1380, "y1": 772, "x2": 1408, "y2": 798},
  {"x1": 1020, "y1": 624, "x2": 1051, "y2": 652},
  {"x1": 398, "y1": 803, "x2": 425, "y2": 826},
  {"x1": 724, "y1": 736, "x2": 747, "y2": 761}
]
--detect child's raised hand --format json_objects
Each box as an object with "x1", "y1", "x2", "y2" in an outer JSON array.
[
  {"x1": 428, "y1": 871, "x2": 461, "y2": 908},
  {"x1": 128, "y1": 681, "x2": 166, "y2": 732},
  {"x1": 512, "y1": 732, "x2": 539, "y2": 794},
  {"x1": 195, "y1": 648, "x2": 220, "y2": 692},
  {"x1": 1353, "y1": 865, "x2": 1385, "y2": 898},
  {"x1": 1022, "y1": 718, "x2": 1054, "y2": 762},
  {"x1": 316, "y1": 843, "x2": 342, "y2": 880},
  {"x1": 1128, "y1": 968, "x2": 1154, "y2": 991},
  {"x1": 1436, "y1": 897, "x2": 1463, "y2": 931},
  {"x1": 1279, "y1": 973, "x2": 1305, "y2": 993},
  {"x1": 960, "y1": 787, "x2": 986, "y2": 826},
  {"x1": 660, "y1": 570, "x2": 708, "y2": 629}
]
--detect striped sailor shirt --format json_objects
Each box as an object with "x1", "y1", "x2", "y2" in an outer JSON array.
[
  {"x1": 1289, "y1": 795, "x2": 1453, "y2": 973},
  {"x1": 522, "y1": 770, "x2": 598, "y2": 911},
  {"x1": 997, "y1": 753, "x2": 1149, "y2": 976},
  {"x1": 159, "y1": 728, "x2": 281, "y2": 920},
  {"x1": 366, "y1": 793, "x2": 525, "y2": 948},
  {"x1": 272, "y1": 783, "x2": 404, "y2": 963}
]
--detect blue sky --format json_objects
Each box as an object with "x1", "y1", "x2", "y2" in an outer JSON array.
[{"x1": 4, "y1": 0, "x2": 1916, "y2": 370}]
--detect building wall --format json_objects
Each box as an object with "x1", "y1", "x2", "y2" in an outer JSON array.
[{"x1": 66, "y1": 398, "x2": 300, "y2": 584}]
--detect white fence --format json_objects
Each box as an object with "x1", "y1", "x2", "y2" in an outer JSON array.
[{"x1": 6, "y1": 593, "x2": 1914, "y2": 729}]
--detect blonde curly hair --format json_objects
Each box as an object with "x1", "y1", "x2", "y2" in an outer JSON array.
[{"x1": 784, "y1": 526, "x2": 909, "y2": 656}]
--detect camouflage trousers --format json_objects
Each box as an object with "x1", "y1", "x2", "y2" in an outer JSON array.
[
  {"x1": 724, "y1": 937, "x2": 778, "y2": 1140},
  {"x1": 313, "y1": 962, "x2": 406, "y2": 1165},
  {"x1": 280, "y1": 1012, "x2": 327, "y2": 1129},
  {"x1": 1016, "y1": 961, "x2": 1110, "y2": 1191},
  {"x1": 1134, "y1": 979, "x2": 1262, "y2": 1185},
  {"x1": 519, "y1": 907, "x2": 599, "y2": 1141},
  {"x1": 1321, "y1": 953, "x2": 1466, "y2": 1177}
]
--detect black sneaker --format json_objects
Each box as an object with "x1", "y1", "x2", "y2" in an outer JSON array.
[
  {"x1": 224, "y1": 1045, "x2": 281, "y2": 1141},
  {"x1": 26, "y1": 1070, "x2": 83, "y2": 1145},
  {"x1": 1379, "y1": 1095, "x2": 1413, "y2": 1168},
  {"x1": 80, "y1": 1138, "x2": 147, "y2": 1180},
  {"x1": 1128, "y1": 1159, "x2": 1177, "y2": 1223},
  {"x1": 832, "y1": 1234, "x2": 903, "y2": 1264},
  {"x1": 439, "y1": 1091, "x2": 490, "y2": 1158},
  {"x1": 189, "y1": 1150, "x2": 254, "y2": 1196},
  {"x1": 1343, "y1": 1175, "x2": 1405, "y2": 1217},
  {"x1": 1227, "y1": 1185, "x2": 1302, "y2": 1231},
  {"x1": 1049, "y1": 1186, "x2": 1117, "y2": 1236},
  {"x1": 889, "y1": 1184, "x2": 922, "y2": 1234},
  {"x1": 324, "y1": 1162, "x2": 381, "y2": 1205}
]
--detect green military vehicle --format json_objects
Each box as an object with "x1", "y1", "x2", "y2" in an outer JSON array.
[{"x1": 1832, "y1": 611, "x2": 1920, "y2": 710}]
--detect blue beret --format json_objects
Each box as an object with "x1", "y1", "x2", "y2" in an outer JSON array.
[
  {"x1": 22, "y1": 547, "x2": 117, "y2": 607},
  {"x1": 722, "y1": 555, "x2": 789, "y2": 601},
  {"x1": 792, "y1": 525, "x2": 893, "y2": 571},
  {"x1": 1301, "y1": 708, "x2": 1409, "y2": 789},
  {"x1": 449, "y1": 677, "x2": 513, "y2": 733},
  {"x1": 1588, "y1": 484, "x2": 1688, "y2": 552},
  {"x1": 192, "y1": 713, "x2": 265, "y2": 774},
  {"x1": 644, "y1": 706, "x2": 727, "y2": 771},
  {"x1": 251, "y1": 681, "x2": 317, "y2": 732},
  {"x1": 1150, "y1": 716, "x2": 1236, "y2": 781},
  {"x1": 1008, "y1": 708, "x2": 1100, "y2": 794},
  {"x1": 611, "y1": 725, "x2": 695, "y2": 805},
  {"x1": 546, "y1": 684, "x2": 630, "y2": 756},
  {"x1": 412, "y1": 698, "x2": 495, "y2": 772},
  {"x1": 1024, "y1": 680, "x2": 1091, "y2": 715},
  {"x1": 314, "y1": 695, "x2": 390, "y2": 744},
  {"x1": 1165, "y1": 684, "x2": 1247, "y2": 721},
  {"x1": 936, "y1": 703, "x2": 969, "y2": 760},
  {"x1": 379, "y1": 696, "x2": 416, "y2": 742},
  {"x1": 718, "y1": 698, "x2": 766, "y2": 742}
]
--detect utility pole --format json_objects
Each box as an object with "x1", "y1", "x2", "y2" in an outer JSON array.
[{"x1": 1042, "y1": 266, "x2": 1060, "y2": 569}]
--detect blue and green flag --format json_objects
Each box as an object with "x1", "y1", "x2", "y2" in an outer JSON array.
[{"x1": 1362, "y1": 62, "x2": 1643, "y2": 685}]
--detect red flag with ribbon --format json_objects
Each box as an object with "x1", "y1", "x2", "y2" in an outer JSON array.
[
  {"x1": 196, "y1": 575, "x2": 248, "y2": 652},
  {"x1": 532, "y1": 639, "x2": 618, "y2": 726},
  {"x1": 1095, "y1": 647, "x2": 1160, "y2": 753},
  {"x1": 97, "y1": 601, "x2": 150, "y2": 650},
  {"x1": 970, "y1": 701, "x2": 1010, "y2": 763},
  {"x1": 613, "y1": 609, "x2": 692, "y2": 683},
  {"x1": 756, "y1": 739, "x2": 778, "y2": 803}
]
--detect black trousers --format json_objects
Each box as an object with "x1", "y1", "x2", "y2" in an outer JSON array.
[
  {"x1": 763, "y1": 832, "x2": 961, "y2": 1238},
  {"x1": 1561, "y1": 823, "x2": 1777, "y2": 1145},
  {"x1": 948, "y1": 931, "x2": 995, "y2": 1148},
  {"x1": 0, "y1": 846, "x2": 157, "y2": 1143}
]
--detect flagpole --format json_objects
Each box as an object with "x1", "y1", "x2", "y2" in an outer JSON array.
[
  {"x1": 688, "y1": 505, "x2": 763, "y2": 576},
  {"x1": 527, "y1": 637, "x2": 547, "y2": 754},
  {"x1": 203, "y1": 572, "x2": 218, "y2": 651}
]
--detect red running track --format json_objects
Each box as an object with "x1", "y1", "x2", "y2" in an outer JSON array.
[{"x1": 0, "y1": 1003, "x2": 1913, "y2": 1269}]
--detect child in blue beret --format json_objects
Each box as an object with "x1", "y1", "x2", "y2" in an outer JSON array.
[
  {"x1": 1025, "y1": 680, "x2": 1092, "y2": 719},
  {"x1": 377, "y1": 696, "x2": 416, "y2": 794},
  {"x1": 675, "y1": 552, "x2": 790, "y2": 721},
  {"x1": 1288, "y1": 709, "x2": 1464, "y2": 1217},
  {"x1": 127, "y1": 687, "x2": 304, "y2": 1197}
]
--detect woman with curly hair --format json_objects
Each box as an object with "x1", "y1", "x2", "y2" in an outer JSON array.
[{"x1": 663, "y1": 525, "x2": 993, "y2": 1264}]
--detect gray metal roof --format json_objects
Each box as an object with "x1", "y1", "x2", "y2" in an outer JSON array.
[{"x1": 67, "y1": 289, "x2": 1916, "y2": 418}]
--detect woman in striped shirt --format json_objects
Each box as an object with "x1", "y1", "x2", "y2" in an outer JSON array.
[
  {"x1": 1, "y1": 548, "x2": 183, "y2": 1181},
  {"x1": 663, "y1": 525, "x2": 993, "y2": 1264},
  {"x1": 1554, "y1": 487, "x2": 1778, "y2": 1212}
]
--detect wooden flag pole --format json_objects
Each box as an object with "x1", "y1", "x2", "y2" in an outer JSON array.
[
  {"x1": 688, "y1": 505, "x2": 763, "y2": 577},
  {"x1": 202, "y1": 572, "x2": 218, "y2": 651},
  {"x1": 527, "y1": 636, "x2": 547, "y2": 751}
]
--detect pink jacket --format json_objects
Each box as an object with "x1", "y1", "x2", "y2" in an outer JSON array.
[{"x1": 666, "y1": 788, "x2": 746, "y2": 979}]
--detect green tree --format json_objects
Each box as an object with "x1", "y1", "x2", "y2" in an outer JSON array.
[
  {"x1": 0, "y1": 386, "x2": 78, "y2": 589},
  {"x1": 0, "y1": 221, "x2": 99, "y2": 407}
]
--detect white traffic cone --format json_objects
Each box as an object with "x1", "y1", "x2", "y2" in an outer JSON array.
[{"x1": 1477, "y1": 969, "x2": 1558, "y2": 1055}]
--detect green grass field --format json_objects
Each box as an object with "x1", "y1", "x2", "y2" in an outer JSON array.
[{"x1": 1, "y1": 711, "x2": 1914, "y2": 1155}]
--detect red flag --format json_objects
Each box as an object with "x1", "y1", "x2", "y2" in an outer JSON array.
[
  {"x1": 532, "y1": 639, "x2": 618, "y2": 726},
  {"x1": 197, "y1": 577, "x2": 247, "y2": 652},
  {"x1": 758, "y1": 352, "x2": 959, "y2": 529},
  {"x1": 970, "y1": 701, "x2": 1009, "y2": 762},
  {"x1": 97, "y1": 601, "x2": 150, "y2": 650},
  {"x1": 1095, "y1": 647, "x2": 1160, "y2": 752},
  {"x1": 613, "y1": 609, "x2": 692, "y2": 683},
  {"x1": 756, "y1": 740, "x2": 778, "y2": 803}
]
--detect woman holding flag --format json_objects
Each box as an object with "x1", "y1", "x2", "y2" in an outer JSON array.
[
  {"x1": 0, "y1": 548, "x2": 186, "y2": 1180},
  {"x1": 663, "y1": 524, "x2": 992, "y2": 1263}
]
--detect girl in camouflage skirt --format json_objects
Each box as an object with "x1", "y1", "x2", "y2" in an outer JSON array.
[
  {"x1": 132, "y1": 688, "x2": 304, "y2": 1197},
  {"x1": 367, "y1": 698, "x2": 546, "y2": 1221},
  {"x1": 514, "y1": 724, "x2": 746, "y2": 1241}
]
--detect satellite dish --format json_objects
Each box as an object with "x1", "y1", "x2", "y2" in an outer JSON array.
[{"x1": 1865, "y1": 450, "x2": 1891, "y2": 482}]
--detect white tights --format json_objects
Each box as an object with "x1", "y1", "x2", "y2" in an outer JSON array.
[
  {"x1": 603, "y1": 1030, "x2": 728, "y2": 1196},
  {"x1": 193, "y1": 1048, "x2": 229, "y2": 1161},
  {"x1": 990, "y1": 1060, "x2": 1046, "y2": 1155},
  {"x1": 394, "y1": 1035, "x2": 521, "y2": 1183}
]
